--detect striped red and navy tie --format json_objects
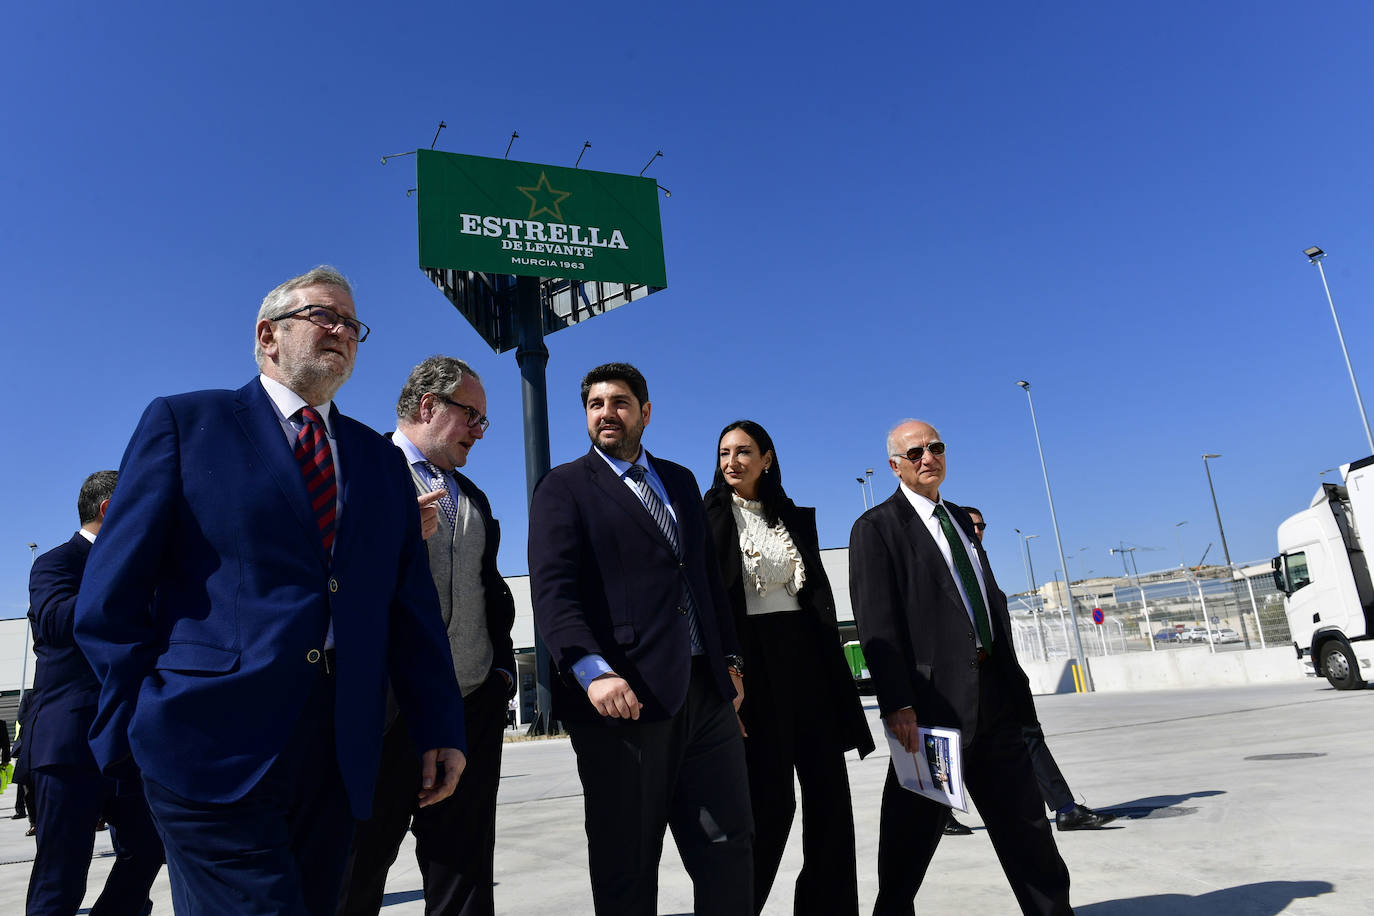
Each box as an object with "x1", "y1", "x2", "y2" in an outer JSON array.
[{"x1": 294, "y1": 406, "x2": 337, "y2": 555}]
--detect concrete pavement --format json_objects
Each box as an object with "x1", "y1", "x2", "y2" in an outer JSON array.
[{"x1": 0, "y1": 680, "x2": 1369, "y2": 914}]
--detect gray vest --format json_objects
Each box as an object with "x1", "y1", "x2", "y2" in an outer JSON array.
[{"x1": 411, "y1": 465, "x2": 494, "y2": 696}]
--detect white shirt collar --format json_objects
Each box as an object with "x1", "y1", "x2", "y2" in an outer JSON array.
[
  {"x1": 595, "y1": 445, "x2": 645, "y2": 478},
  {"x1": 78, "y1": 528, "x2": 96, "y2": 544},
  {"x1": 899, "y1": 481, "x2": 943, "y2": 517},
  {"x1": 258, "y1": 374, "x2": 335, "y2": 435}
]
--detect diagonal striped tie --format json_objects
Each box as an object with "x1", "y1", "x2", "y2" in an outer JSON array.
[
  {"x1": 294, "y1": 406, "x2": 337, "y2": 556},
  {"x1": 626, "y1": 464, "x2": 703, "y2": 653},
  {"x1": 423, "y1": 462, "x2": 459, "y2": 528}
]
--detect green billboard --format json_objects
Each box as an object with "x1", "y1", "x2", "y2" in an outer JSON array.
[{"x1": 417, "y1": 150, "x2": 667, "y2": 288}]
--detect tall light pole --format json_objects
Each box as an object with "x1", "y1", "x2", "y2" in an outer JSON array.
[
  {"x1": 1305, "y1": 246, "x2": 1374, "y2": 453},
  {"x1": 1016, "y1": 380, "x2": 1092, "y2": 690},
  {"x1": 865, "y1": 468, "x2": 876, "y2": 507},
  {"x1": 1015, "y1": 529, "x2": 1046, "y2": 661},
  {"x1": 855, "y1": 477, "x2": 869, "y2": 510},
  {"x1": 1202, "y1": 453, "x2": 1252, "y2": 648},
  {"x1": 1174, "y1": 521, "x2": 1189, "y2": 570}
]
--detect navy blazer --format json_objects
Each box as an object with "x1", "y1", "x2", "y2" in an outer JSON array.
[
  {"x1": 849, "y1": 490, "x2": 1035, "y2": 745},
  {"x1": 26, "y1": 533, "x2": 100, "y2": 770},
  {"x1": 73, "y1": 379, "x2": 465, "y2": 818},
  {"x1": 528, "y1": 448, "x2": 740, "y2": 726}
]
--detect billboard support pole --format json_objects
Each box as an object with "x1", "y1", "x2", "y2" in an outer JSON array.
[{"x1": 515, "y1": 275, "x2": 558, "y2": 735}]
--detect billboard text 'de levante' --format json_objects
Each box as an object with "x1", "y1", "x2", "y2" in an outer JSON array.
[{"x1": 417, "y1": 150, "x2": 667, "y2": 288}]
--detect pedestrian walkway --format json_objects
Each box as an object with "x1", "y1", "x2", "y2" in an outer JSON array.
[{"x1": 0, "y1": 681, "x2": 1368, "y2": 913}]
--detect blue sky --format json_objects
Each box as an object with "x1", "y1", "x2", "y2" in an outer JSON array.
[{"x1": 4, "y1": 1, "x2": 1374, "y2": 615}]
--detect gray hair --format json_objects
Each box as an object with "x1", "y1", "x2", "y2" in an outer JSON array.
[
  {"x1": 396, "y1": 355, "x2": 482, "y2": 420},
  {"x1": 253, "y1": 266, "x2": 353, "y2": 367},
  {"x1": 78, "y1": 470, "x2": 118, "y2": 525}
]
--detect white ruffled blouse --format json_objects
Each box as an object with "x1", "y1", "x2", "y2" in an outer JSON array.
[{"x1": 730, "y1": 493, "x2": 806, "y2": 615}]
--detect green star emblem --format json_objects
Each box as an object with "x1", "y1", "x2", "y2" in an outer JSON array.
[{"x1": 516, "y1": 171, "x2": 573, "y2": 222}]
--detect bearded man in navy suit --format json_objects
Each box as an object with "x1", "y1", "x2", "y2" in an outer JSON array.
[
  {"x1": 74, "y1": 266, "x2": 467, "y2": 916},
  {"x1": 26, "y1": 470, "x2": 164, "y2": 915},
  {"x1": 528, "y1": 362, "x2": 753, "y2": 916}
]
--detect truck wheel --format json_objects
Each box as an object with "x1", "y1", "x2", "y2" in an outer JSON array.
[{"x1": 1321, "y1": 641, "x2": 1366, "y2": 690}]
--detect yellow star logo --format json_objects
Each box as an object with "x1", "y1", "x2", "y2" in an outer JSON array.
[{"x1": 516, "y1": 171, "x2": 573, "y2": 222}]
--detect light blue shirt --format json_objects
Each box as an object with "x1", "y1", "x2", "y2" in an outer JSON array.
[{"x1": 571, "y1": 447, "x2": 677, "y2": 691}]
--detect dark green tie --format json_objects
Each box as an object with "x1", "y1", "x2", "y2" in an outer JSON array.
[{"x1": 934, "y1": 504, "x2": 994, "y2": 654}]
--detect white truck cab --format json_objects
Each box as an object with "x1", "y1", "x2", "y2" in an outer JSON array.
[{"x1": 1271, "y1": 456, "x2": 1374, "y2": 689}]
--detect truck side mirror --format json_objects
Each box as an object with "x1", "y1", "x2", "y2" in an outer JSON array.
[{"x1": 1270, "y1": 556, "x2": 1290, "y2": 596}]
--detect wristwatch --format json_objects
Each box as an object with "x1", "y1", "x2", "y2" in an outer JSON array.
[{"x1": 724, "y1": 654, "x2": 744, "y2": 677}]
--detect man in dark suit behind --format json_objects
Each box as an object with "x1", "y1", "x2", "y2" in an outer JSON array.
[
  {"x1": 73, "y1": 266, "x2": 467, "y2": 916},
  {"x1": 528, "y1": 362, "x2": 752, "y2": 916},
  {"x1": 338, "y1": 356, "x2": 516, "y2": 916},
  {"x1": 850, "y1": 420, "x2": 1072, "y2": 916},
  {"x1": 26, "y1": 471, "x2": 164, "y2": 915}
]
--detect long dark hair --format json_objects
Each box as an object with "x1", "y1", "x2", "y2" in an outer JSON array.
[{"x1": 711, "y1": 419, "x2": 788, "y2": 527}]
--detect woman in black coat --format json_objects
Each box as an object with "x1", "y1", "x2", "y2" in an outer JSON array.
[{"x1": 704, "y1": 419, "x2": 875, "y2": 916}]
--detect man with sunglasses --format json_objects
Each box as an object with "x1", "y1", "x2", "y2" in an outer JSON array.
[
  {"x1": 74, "y1": 267, "x2": 467, "y2": 915},
  {"x1": 337, "y1": 356, "x2": 516, "y2": 916},
  {"x1": 944, "y1": 508, "x2": 1115, "y2": 836},
  {"x1": 850, "y1": 420, "x2": 1072, "y2": 915}
]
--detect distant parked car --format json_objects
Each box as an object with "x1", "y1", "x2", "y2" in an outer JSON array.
[
  {"x1": 1215, "y1": 628, "x2": 1242, "y2": 644},
  {"x1": 1154, "y1": 629, "x2": 1180, "y2": 642},
  {"x1": 1179, "y1": 626, "x2": 1211, "y2": 643}
]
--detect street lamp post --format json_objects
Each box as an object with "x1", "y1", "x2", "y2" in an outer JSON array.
[
  {"x1": 1174, "y1": 521, "x2": 1189, "y2": 570},
  {"x1": 1304, "y1": 247, "x2": 1374, "y2": 453},
  {"x1": 865, "y1": 468, "x2": 876, "y2": 508},
  {"x1": 855, "y1": 477, "x2": 869, "y2": 510},
  {"x1": 1016, "y1": 529, "x2": 1046, "y2": 661},
  {"x1": 1016, "y1": 380, "x2": 1092, "y2": 691},
  {"x1": 1202, "y1": 453, "x2": 1253, "y2": 648}
]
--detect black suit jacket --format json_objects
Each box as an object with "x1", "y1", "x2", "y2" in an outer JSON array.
[
  {"x1": 849, "y1": 489, "x2": 1034, "y2": 745},
  {"x1": 26, "y1": 533, "x2": 101, "y2": 770},
  {"x1": 703, "y1": 486, "x2": 875, "y2": 758},
  {"x1": 529, "y1": 448, "x2": 740, "y2": 726}
]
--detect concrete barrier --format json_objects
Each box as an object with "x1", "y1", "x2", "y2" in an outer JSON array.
[{"x1": 1023, "y1": 646, "x2": 1310, "y2": 695}]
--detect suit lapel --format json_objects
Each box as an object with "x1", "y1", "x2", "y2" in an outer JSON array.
[
  {"x1": 892, "y1": 490, "x2": 971, "y2": 618},
  {"x1": 232, "y1": 379, "x2": 328, "y2": 568},
  {"x1": 583, "y1": 448, "x2": 675, "y2": 552}
]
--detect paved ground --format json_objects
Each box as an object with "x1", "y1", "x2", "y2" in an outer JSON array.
[{"x1": 1, "y1": 680, "x2": 1369, "y2": 914}]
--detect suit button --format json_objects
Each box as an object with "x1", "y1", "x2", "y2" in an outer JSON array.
[
  {"x1": 307, "y1": 649, "x2": 321, "y2": 664},
  {"x1": 970, "y1": 660, "x2": 976, "y2": 668},
  {"x1": 679, "y1": 562, "x2": 686, "y2": 570},
  {"x1": 329, "y1": 578, "x2": 339, "y2": 593},
  {"x1": 677, "y1": 606, "x2": 687, "y2": 616}
]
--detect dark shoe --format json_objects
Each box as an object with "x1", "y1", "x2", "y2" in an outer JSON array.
[
  {"x1": 10, "y1": 813, "x2": 25, "y2": 820},
  {"x1": 943, "y1": 815, "x2": 974, "y2": 835},
  {"x1": 1056, "y1": 804, "x2": 1116, "y2": 831},
  {"x1": 25, "y1": 825, "x2": 35, "y2": 836}
]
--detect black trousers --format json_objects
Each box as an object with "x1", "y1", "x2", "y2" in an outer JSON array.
[
  {"x1": 28, "y1": 763, "x2": 164, "y2": 916},
  {"x1": 336, "y1": 671, "x2": 505, "y2": 916},
  {"x1": 568, "y1": 658, "x2": 754, "y2": 916},
  {"x1": 143, "y1": 670, "x2": 353, "y2": 916},
  {"x1": 1023, "y1": 723, "x2": 1074, "y2": 813},
  {"x1": 743, "y1": 613, "x2": 859, "y2": 916},
  {"x1": 874, "y1": 660, "x2": 1072, "y2": 916}
]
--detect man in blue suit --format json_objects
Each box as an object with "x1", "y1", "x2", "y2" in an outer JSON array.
[
  {"x1": 26, "y1": 470, "x2": 164, "y2": 915},
  {"x1": 74, "y1": 266, "x2": 468, "y2": 916},
  {"x1": 528, "y1": 362, "x2": 753, "y2": 916}
]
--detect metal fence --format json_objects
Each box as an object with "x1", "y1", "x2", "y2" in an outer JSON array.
[{"x1": 1007, "y1": 566, "x2": 1291, "y2": 662}]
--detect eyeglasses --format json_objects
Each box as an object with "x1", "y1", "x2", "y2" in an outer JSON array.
[
  {"x1": 890, "y1": 441, "x2": 946, "y2": 463},
  {"x1": 439, "y1": 396, "x2": 490, "y2": 431},
  {"x1": 272, "y1": 305, "x2": 371, "y2": 342},
  {"x1": 972, "y1": 522, "x2": 987, "y2": 531}
]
